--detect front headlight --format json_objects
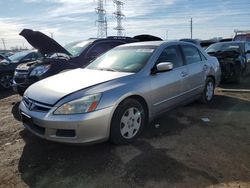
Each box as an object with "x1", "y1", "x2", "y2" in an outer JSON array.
[
  {"x1": 30, "y1": 65, "x2": 50, "y2": 76},
  {"x1": 54, "y1": 93, "x2": 102, "y2": 115}
]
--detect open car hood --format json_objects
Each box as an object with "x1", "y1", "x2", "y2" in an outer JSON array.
[{"x1": 20, "y1": 29, "x2": 71, "y2": 56}]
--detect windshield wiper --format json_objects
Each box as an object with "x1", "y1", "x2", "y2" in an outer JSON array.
[{"x1": 98, "y1": 67, "x2": 118, "y2": 72}]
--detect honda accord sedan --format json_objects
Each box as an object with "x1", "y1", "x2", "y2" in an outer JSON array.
[{"x1": 19, "y1": 41, "x2": 221, "y2": 144}]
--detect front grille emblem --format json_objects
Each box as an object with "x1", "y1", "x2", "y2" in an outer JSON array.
[{"x1": 28, "y1": 101, "x2": 35, "y2": 111}]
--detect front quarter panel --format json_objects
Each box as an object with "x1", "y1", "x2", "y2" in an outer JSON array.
[
  {"x1": 95, "y1": 75, "x2": 153, "y2": 118},
  {"x1": 207, "y1": 56, "x2": 221, "y2": 86}
]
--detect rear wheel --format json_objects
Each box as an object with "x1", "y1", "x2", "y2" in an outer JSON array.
[
  {"x1": 110, "y1": 98, "x2": 145, "y2": 144},
  {"x1": 200, "y1": 77, "x2": 215, "y2": 104},
  {"x1": 0, "y1": 73, "x2": 13, "y2": 89}
]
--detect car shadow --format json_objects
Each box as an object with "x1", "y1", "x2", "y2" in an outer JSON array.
[
  {"x1": 18, "y1": 129, "x2": 221, "y2": 188},
  {"x1": 0, "y1": 89, "x2": 15, "y2": 100},
  {"x1": 142, "y1": 109, "x2": 194, "y2": 139},
  {"x1": 208, "y1": 94, "x2": 250, "y2": 112},
  {"x1": 125, "y1": 141, "x2": 219, "y2": 186},
  {"x1": 12, "y1": 101, "x2": 22, "y2": 121},
  {"x1": 18, "y1": 130, "x2": 122, "y2": 187}
]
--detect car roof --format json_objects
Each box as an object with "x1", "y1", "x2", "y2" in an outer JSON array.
[
  {"x1": 117, "y1": 40, "x2": 199, "y2": 48},
  {"x1": 215, "y1": 41, "x2": 247, "y2": 45},
  {"x1": 88, "y1": 36, "x2": 138, "y2": 42}
]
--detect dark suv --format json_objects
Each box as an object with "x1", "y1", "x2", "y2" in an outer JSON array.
[{"x1": 12, "y1": 29, "x2": 140, "y2": 95}]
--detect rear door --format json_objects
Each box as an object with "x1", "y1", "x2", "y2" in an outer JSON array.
[
  {"x1": 180, "y1": 44, "x2": 206, "y2": 98},
  {"x1": 150, "y1": 45, "x2": 188, "y2": 115}
]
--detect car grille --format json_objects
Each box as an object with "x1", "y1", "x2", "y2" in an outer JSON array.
[
  {"x1": 14, "y1": 69, "x2": 29, "y2": 83},
  {"x1": 14, "y1": 77, "x2": 26, "y2": 83},
  {"x1": 23, "y1": 97, "x2": 53, "y2": 112}
]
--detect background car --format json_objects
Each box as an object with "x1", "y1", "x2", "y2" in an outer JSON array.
[
  {"x1": 0, "y1": 50, "x2": 42, "y2": 89},
  {"x1": 13, "y1": 29, "x2": 161, "y2": 95},
  {"x1": 0, "y1": 54, "x2": 8, "y2": 62},
  {"x1": 206, "y1": 41, "x2": 250, "y2": 83},
  {"x1": 233, "y1": 30, "x2": 250, "y2": 42},
  {"x1": 19, "y1": 41, "x2": 220, "y2": 145}
]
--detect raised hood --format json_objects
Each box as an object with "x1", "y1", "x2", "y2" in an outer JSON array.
[
  {"x1": 20, "y1": 29, "x2": 71, "y2": 56},
  {"x1": 24, "y1": 68, "x2": 133, "y2": 105}
]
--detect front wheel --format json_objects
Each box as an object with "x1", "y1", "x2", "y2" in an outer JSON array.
[
  {"x1": 0, "y1": 73, "x2": 13, "y2": 89},
  {"x1": 200, "y1": 77, "x2": 215, "y2": 104},
  {"x1": 110, "y1": 99, "x2": 145, "y2": 145}
]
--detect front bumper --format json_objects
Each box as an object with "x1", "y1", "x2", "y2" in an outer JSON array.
[
  {"x1": 12, "y1": 77, "x2": 39, "y2": 94},
  {"x1": 19, "y1": 101, "x2": 114, "y2": 144}
]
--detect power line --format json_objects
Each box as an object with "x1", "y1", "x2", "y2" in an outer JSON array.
[
  {"x1": 113, "y1": 0, "x2": 125, "y2": 36},
  {"x1": 95, "y1": 0, "x2": 107, "y2": 38},
  {"x1": 190, "y1": 18, "x2": 193, "y2": 39}
]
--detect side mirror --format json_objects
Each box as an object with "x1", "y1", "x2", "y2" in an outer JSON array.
[{"x1": 156, "y1": 62, "x2": 173, "y2": 73}]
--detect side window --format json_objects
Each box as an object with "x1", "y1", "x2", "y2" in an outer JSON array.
[
  {"x1": 182, "y1": 45, "x2": 202, "y2": 64},
  {"x1": 33, "y1": 52, "x2": 42, "y2": 59},
  {"x1": 22, "y1": 53, "x2": 34, "y2": 61},
  {"x1": 156, "y1": 46, "x2": 183, "y2": 68},
  {"x1": 86, "y1": 42, "x2": 113, "y2": 60},
  {"x1": 245, "y1": 43, "x2": 250, "y2": 52}
]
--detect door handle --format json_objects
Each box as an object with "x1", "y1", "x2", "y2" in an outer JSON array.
[{"x1": 181, "y1": 71, "x2": 188, "y2": 77}]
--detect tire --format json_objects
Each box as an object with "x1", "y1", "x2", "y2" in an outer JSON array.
[
  {"x1": 200, "y1": 77, "x2": 215, "y2": 104},
  {"x1": 110, "y1": 98, "x2": 146, "y2": 145},
  {"x1": 0, "y1": 73, "x2": 13, "y2": 90}
]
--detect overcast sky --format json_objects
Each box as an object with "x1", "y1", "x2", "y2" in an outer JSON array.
[{"x1": 0, "y1": 0, "x2": 250, "y2": 49}]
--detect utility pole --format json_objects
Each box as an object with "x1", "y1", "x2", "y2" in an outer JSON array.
[
  {"x1": 1, "y1": 38, "x2": 6, "y2": 50},
  {"x1": 166, "y1": 30, "x2": 168, "y2": 40},
  {"x1": 95, "y1": 0, "x2": 107, "y2": 38},
  {"x1": 113, "y1": 0, "x2": 125, "y2": 36},
  {"x1": 190, "y1": 18, "x2": 193, "y2": 39}
]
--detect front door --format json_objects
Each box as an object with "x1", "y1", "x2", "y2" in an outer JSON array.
[{"x1": 150, "y1": 45, "x2": 188, "y2": 115}]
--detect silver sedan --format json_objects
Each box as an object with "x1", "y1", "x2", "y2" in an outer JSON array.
[{"x1": 19, "y1": 41, "x2": 221, "y2": 144}]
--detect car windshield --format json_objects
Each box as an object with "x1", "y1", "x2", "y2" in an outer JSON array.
[
  {"x1": 87, "y1": 46, "x2": 156, "y2": 73},
  {"x1": 7, "y1": 51, "x2": 31, "y2": 62},
  {"x1": 206, "y1": 43, "x2": 242, "y2": 54},
  {"x1": 64, "y1": 40, "x2": 92, "y2": 57}
]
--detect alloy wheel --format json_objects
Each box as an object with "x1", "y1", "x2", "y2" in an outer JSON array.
[
  {"x1": 206, "y1": 81, "x2": 214, "y2": 101},
  {"x1": 0, "y1": 75, "x2": 13, "y2": 89},
  {"x1": 120, "y1": 107, "x2": 142, "y2": 139}
]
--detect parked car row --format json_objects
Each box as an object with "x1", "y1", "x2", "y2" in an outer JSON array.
[
  {"x1": 12, "y1": 29, "x2": 143, "y2": 95},
  {"x1": 1, "y1": 27, "x2": 249, "y2": 145}
]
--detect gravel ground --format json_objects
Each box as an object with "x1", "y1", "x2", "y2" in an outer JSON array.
[{"x1": 0, "y1": 79, "x2": 250, "y2": 188}]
